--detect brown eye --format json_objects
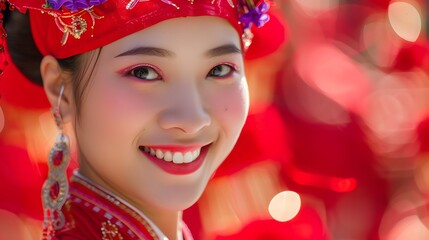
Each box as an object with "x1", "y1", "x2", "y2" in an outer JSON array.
[
  {"x1": 130, "y1": 66, "x2": 161, "y2": 80},
  {"x1": 207, "y1": 64, "x2": 235, "y2": 78}
]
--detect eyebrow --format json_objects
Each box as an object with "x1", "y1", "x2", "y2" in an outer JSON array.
[
  {"x1": 115, "y1": 47, "x2": 175, "y2": 58},
  {"x1": 205, "y1": 44, "x2": 243, "y2": 58},
  {"x1": 114, "y1": 44, "x2": 242, "y2": 58}
]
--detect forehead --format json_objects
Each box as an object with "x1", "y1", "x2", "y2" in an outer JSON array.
[{"x1": 103, "y1": 16, "x2": 241, "y2": 54}]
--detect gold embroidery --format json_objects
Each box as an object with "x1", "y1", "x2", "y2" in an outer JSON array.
[
  {"x1": 72, "y1": 176, "x2": 159, "y2": 239},
  {"x1": 101, "y1": 221, "x2": 124, "y2": 240},
  {"x1": 126, "y1": 0, "x2": 179, "y2": 10},
  {"x1": 43, "y1": 7, "x2": 104, "y2": 45}
]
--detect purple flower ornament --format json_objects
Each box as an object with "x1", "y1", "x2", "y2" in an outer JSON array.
[
  {"x1": 47, "y1": 0, "x2": 107, "y2": 11},
  {"x1": 240, "y1": 1, "x2": 270, "y2": 30}
]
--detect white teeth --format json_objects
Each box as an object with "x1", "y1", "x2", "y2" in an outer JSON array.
[
  {"x1": 173, "y1": 152, "x2": 184, "y2": 164},
  {"x1": 194, "y1": 149, "x2": 200, "y2": 158},
  {"x1": 183, "y1": 152, "x2": 193, "y2": 163},
  {"x1": 156, "y1": 149, "x2": 164, "y2": 159},
  {"x1": 164, "y1": 151, "x2": 173, "y2": 162},
  {"x1": 142, "y1": 146, "x2": 202, "y2": 164}
]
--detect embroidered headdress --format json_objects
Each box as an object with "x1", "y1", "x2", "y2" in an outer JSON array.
[{"x1": 2, "y1": 0, "x2": 270, "y2": 59}]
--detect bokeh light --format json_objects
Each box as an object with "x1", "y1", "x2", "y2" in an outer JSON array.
[
  {"x1": 294, "y1": 42, "x2": 371, "y2": 111},
  {"x1": 388, "y1": 1, "x2": 422, "y2": 42},
  {"x1": 362, "y1": 14, "x2": 402, "y2": 68},
  {"x1": 0, "y1": 209, "x2": 41, "y2": 240},
  {"x1": 294, "y1": 0, "x2": 340, "y2": 14},
  {"x1": 385, "y1": 215, "x2": 429, "y2": 240},
  {"x1": 268, "y1": 191, "x2": 301, "y2": 222}
]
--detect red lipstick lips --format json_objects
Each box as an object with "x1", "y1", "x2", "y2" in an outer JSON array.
[{"x1": 139, "y1": 145, "x2": 209, "y2": 175}]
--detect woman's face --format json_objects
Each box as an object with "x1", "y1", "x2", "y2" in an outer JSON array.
[{"x1": 74, "y1": 16, "x2": 248, "y2": 211}]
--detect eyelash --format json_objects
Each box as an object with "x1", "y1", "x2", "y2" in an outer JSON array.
[
  {"x1": 119, "y1": 64, "x2": 163, "y2": 81},
  {"x1": 207, "y1": 63, "x2": 239, "y2": 79},
  {"x1": 119, "y1": 63, "x2": 239, "y2": 81}
]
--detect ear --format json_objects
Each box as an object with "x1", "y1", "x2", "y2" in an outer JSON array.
[{"x1": 40, "y1": 55, "x2": 75, "y2": 124}]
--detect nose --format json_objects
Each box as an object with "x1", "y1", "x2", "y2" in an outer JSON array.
[{"x1": 158, "y1": 84, "x2": 211, "y2": 135}]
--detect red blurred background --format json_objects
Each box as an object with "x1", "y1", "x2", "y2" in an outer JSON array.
[{"x1": 2, "y1": 0, "x2": 429, "y2": 239}]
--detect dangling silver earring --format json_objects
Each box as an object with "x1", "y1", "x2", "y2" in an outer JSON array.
[{"x1": 42, "y1": 85, "x2": 70, "y2": 239}]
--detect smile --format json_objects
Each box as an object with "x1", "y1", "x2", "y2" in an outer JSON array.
[
  {"x1": 141, "y1": 146, "x2": 201, "y2": 164},
  {"x1": 138, "y1": 145, "x2": 210, "y2": 175}
]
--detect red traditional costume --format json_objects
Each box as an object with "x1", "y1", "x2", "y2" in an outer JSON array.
[
  {"x1": 1, "y1": 0, "x2": 272, "y2": 239},
  {"x1": 52, "y1": 172, "x2": 194, "y2": 239}
]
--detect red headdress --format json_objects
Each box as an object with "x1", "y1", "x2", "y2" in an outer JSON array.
[{"x1": 3, "y1": 0, "x2": 271, "y2": 59}]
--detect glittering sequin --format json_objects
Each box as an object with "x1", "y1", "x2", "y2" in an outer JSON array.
[{"x1": 102, "y1": 221, "x2": 124, "y2": 240}]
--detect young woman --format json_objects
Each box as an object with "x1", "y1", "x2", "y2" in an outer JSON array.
[{"x1": 3, "y1": 0, "x2": 270, "y2": 239}]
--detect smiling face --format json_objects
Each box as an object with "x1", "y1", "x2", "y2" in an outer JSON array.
[{"x1": 73, "y1": 16, "x2": 249, "y2": 211}]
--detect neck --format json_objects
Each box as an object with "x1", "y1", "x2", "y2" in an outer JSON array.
[
  {"x1": 131, "y1": 200, "x2": 183, "y2": 240},
  {"x1": 147, "y1": 210, "x2": 183, "y2": 240}
]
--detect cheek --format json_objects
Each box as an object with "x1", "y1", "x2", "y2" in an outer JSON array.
[
  {"x1": 80, "y1": 87, "x2": 132, "y2": 138},
  {"x1": 203, "y1": 79, "x2": 249, "y2": 175},
  {"x1": 216, "y1": 79, "x2": 249, "y2": 129},
  {"x1": 75, "y1": 77, "x2": 162, "y2": 156},
  {"x1": 206, "y1": 78, "x2": 249, "y2": 142}
]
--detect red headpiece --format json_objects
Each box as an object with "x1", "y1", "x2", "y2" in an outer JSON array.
[{"x1": 5, "y1": 0, "x2": 271, "y2": 59}]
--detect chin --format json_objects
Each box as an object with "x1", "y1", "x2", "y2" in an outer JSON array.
[
  {"x1": 154, "y1": 194, "x2": 202, "y2": 212},
  {"x1": 152, "y1": 183, "x2": 208, "y2": 211}
]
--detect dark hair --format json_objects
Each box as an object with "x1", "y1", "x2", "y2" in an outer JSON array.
[
  {"x1": 4, "y1": 10, "x2": 80, "y2": 86},
  {"x1": 4, "y1": 9, "x2": 102, "y2": 112}
]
